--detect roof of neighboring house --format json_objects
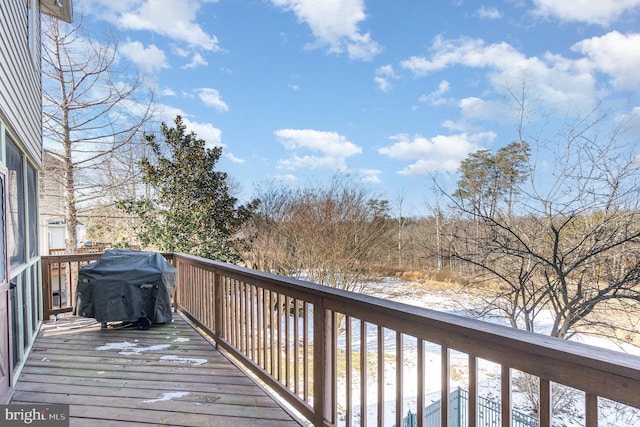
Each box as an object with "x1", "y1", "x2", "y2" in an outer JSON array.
[{"x1": 40, "y1": 0, "x2": 73, "y2": 23}]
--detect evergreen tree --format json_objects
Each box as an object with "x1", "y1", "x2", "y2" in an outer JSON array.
[
  {"x1": 117, "y1": 116, "x2": 258, "y2": 262},
  {"x1": 454, "y1": 142, "x2": 529, "y2": 217},
  {"x1": 453, "y1": 149, "x2": 494, "y2": 217},
  {"x1": 494, "y1": 141, "x2": 530, "y2": 216}
]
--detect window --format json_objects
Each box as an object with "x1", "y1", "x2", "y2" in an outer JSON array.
[{"x1": 7, "y1": 139, "x2": 25, "y2": 268}]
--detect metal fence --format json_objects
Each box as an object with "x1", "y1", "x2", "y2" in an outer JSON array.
[{"x1": 403, "y1": 387, "x2": 543, "y2": 427}]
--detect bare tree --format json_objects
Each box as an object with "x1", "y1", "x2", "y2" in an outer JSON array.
[
  {"x1": 250, "y1": 175, "x2": 394, "y2": 292},
  {"x1": 446, "y1": 103, "x2": 640, "y2": 339},
  {"x1": 41, "y1": 16, "x2": 154, "y2": 252}
]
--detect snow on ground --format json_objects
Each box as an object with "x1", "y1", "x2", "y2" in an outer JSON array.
[
  {"x1": 141, "y1": 391, "x2": 189, "y2": 404},
  {"x1": 334, "y1": 277, "x2": 640, "y2": 427},
  {"x1": 95, "y1": 341, "x2": 171, "y2": 355},
  {"x1": 159, "y1": 355, "x2": 208, "y2": 365}
]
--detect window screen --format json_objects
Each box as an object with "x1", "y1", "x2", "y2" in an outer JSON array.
[{"x1": 7, "y1": 139, "x2": 25, "y2": 268}]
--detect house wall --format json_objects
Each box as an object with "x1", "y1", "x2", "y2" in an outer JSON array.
[
  {"x1": 0, "y1": 0, "x2": 46, "y2": 391},
  {"x1": 0, "y1": 0, "x2": 43, "y2": 166}
]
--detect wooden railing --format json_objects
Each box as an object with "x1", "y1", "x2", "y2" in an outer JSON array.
[
  {"x1": 42, "y1": 253, "x2": 105, "y2": 318},
  {"x1": 41, "y1": 252, "x2": 640, "y2": 427}
]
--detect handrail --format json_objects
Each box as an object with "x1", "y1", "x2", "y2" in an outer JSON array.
[{"x1": 42, "y1": 252, "x2": 640, "y2": 427}]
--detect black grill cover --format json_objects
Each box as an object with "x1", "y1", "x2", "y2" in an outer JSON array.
[{"x1": 76, "y1": 249, "x2": 177, "y2": 324}]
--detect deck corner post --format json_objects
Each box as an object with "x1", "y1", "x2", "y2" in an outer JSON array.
[
  {"x1": 313, "y1": 298, "x2": 333, "y2": 427},
  {"x1": 41, "y1": 258, "x2": 52, "y2": 319}
]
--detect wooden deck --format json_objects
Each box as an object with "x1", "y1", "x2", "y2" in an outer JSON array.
[{"x1": 11, "y1": 314, "x2": 305, "y2": 427}]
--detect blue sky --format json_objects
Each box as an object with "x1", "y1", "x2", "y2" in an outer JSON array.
[{"x1": 74, "y1": 0, "x2": 640, "y2": 215}]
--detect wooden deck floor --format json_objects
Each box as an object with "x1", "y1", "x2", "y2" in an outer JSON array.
[{"x1": 11, "y1": 314, "x2": 305, "y2": 427}]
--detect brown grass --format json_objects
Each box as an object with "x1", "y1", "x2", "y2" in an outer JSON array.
[{"x1": 368, "y1": 265, "x2": 494, "y2": 292}]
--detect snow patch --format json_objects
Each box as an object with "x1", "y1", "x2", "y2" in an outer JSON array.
[
  {"x1": 142, "y1": 391, "x2": 189, "y2": 404},
  {"x1": 160, "y1": 355, "x2": 207, "y2": 365},
  {"x1": 95, "y1": 341, "x2": 171, "y2": 355}
]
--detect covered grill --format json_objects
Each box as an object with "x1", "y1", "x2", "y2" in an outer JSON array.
[{"x1": 76, "y1": 249, "x2": 177, "y2": 329}]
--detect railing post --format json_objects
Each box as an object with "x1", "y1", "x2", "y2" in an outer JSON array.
[
  {"x1": 539, "y1": 378, "x2": 551, "y2": 427},
  {"x1": 41, "y1": 257, "x2": 52, "y2": 319},
  {"x1": 469, "y1": 356, "x2": 478, "y2": 427},
  {"x1": 585, "y1": 393, "x2": 598, "y2": 427},
  {"x1": 213, "y1": 271, "x2": 223, "y2": 349},
  {"x1": 501, "y1": 366, "x2": 511, "y2": 427},
  {"x1": 313, "y1": 298, "x2": 333, "y2": 427},
  {"x1": 172, "y1": 259, "x2": 180, "y2": 311},
  {"x1": 441, "y1": 346, "x2": 450, "y2": 427}
]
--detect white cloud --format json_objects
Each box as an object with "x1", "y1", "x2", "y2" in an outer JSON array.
[
  {"x1": 159, "y1": 87, "x2": 176, "y2": 97},
  {"x1": 419, "y1": 80, "x2": 451, "y2": 106},
  {"x1": 477, "y1": 7, "x2": 503, "y2": 19},
  {"x1": 270, "y1": 0, "x2": 381, "y2": 60},
  {"x1": 345, "y1": 32, "x2": 381, "y2": 61},
  {"x1": 197, "y1": 88, "x2": 229, "y2": 111},
  {"x1": 358, "y1": 169, "x2": 382, "y2": 184},
  {"x1": 275, "y1": 128, "x2": 362, "y2": 170},
  {"x1": 278, "y1": 155, "x2": 348, "y2": 170},
  {"x1": 400, "y1": 35, "x2": 599, "y2": 112},
  {"x1": 532, "y1": 0, "x2": 640, "y2": 26},
  {"x1": 224, "y1": 152, "x2": 245, "y2": 163},
  {"x1": 274, "y1": 173, "x2": 298, "y2": 183},
  {"x1": 155, "y1": 103, "x2": 187, "y2": 122},
  {"x1": 119, "y1": 40, "x2": 168, "y2": 74},
  {"x1": 172, "y1": 46, "x2": 190, "y2": 57},
  {"x1": 149, "y1": 103, "x2": 223, "y2": 148},
  {"x1": 401, "y1": 36, "x2": 526, "y2": 76},
  {"x1": 374, "y1": 65, "x2": 398, "y2": 92},
  {"x1": 572, "y1": 31, "x2": 640, "y2": 92},
  {"x1": 456, "y1": 97, "x2": 513, "y2": 124},
  {"x1": 183, "y1": 52, "x2": 208, "y2": 69},
  {"x1": 275, "y1": 129, "x2": 361, "y2": 157},
  {"x1": 378, "y1": 132, "x2": 495, "y2": 177},
  {"x1": 441, "y1": 96, "x2": 514, "y2": 131},
  {"x1": 374, "y1": 76, "x2": 391, "y2": 93},
  {"x1": 182, "y1": 118, "x2": 223, "y2": 148},
  {"x1": 92, "y1": 0, "x2": 220, "y2": 51},
  {"x1": 621, "y1": 106, "x2": 640, "y2": 136}
]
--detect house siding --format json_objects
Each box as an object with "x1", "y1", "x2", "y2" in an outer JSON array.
[
  {"x1": 0, "y1": 0, "x2": 43, "y2": 166},
  {"x1": 0, "y1": 0, "x2": 52, "y2": 397}
]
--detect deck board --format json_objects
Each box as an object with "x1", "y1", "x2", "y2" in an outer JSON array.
[{"x1": 11, "y1": 315, "x2": 304, "y2": 427}]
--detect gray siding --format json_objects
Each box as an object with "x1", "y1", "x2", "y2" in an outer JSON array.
[{"x1": 0, "y1": 0, "x2": 42, "y2": 166}]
